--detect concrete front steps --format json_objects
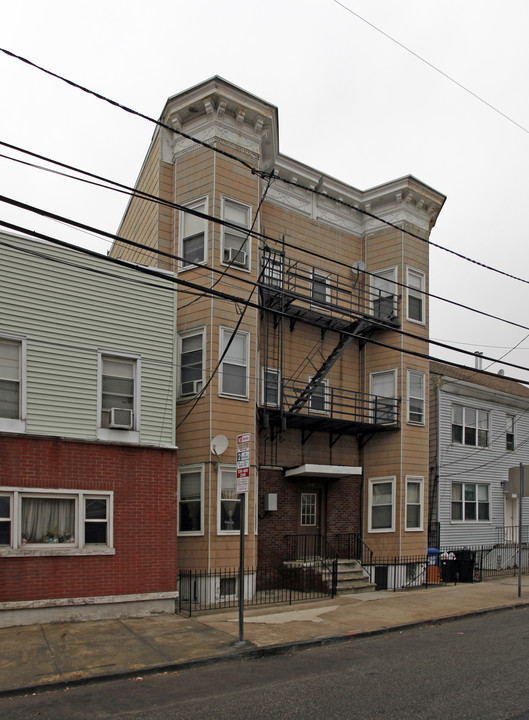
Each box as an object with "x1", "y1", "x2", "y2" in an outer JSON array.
[{"x1": 324, "y1": 559, "x2": 376, "y2": 595}]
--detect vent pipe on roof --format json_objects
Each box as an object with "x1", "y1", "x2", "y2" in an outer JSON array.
[{"x1": 474, "y1": 351, "x2": 483, "y2": 370}]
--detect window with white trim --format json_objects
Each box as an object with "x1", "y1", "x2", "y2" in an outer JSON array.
[
  {"x1": 178, "y1": 466, "x2": 203, "y2": 534},
  {"x1": 0, "y1": 489, "x2": 113, "y2": 554},
  {"x1": 301, "y1": 493, "x2": 317, "y2": 526},
  {"x1": 222, "y1": 198, "x2": 251, "y2": 269},
  {"x1": 506, "y1": 414, "x2": 515, "y2": 451},
  {"x1": 370, "y1": 370, "x2": 397, "y2": 424},
  {"x1": 371, "y1": 268, "x2": 397, "y2": 321},
  {"x1": 368, "y1": 477, "x2": 395, "y2": 532},
  {"x1": 179, "y1": 329, "x2": 205, "y2": 398},
  {"x1": 407, "y1": 268, "x2": 425, "y2": 324},
  {"x1": 262, "y1": 367, "x2": 280, "y2": 407},
  {"x1": 308, "y1": 376, "x2": 328, "y2": 414},
  {"x1": 219, "y1": 328, "x2": 249, "y2": 399},
  {"x1": 99, "y1": 354, "x2": 139, "y2": 431},
  {"x1": 452, "y1": 405, "x2": 489, "y2": 447},
  {"x1": 405, "y1": 477, "x2": 424, "y2": 530},
  {"x1": 218, "y1": 467, "x2": 244, "y2": 533},
  {"x1": 180, "y1": 198, "x2": 208, "y2": 268},
  {"x1": 0, "y1": 336, "x2": 25, "y2": 432},
  {"x1": 451, "y1": 482, "x2": 490, "y2": 522},
  {"x1": 407, "y1": 370, "x2": 425, "y2": 425}
]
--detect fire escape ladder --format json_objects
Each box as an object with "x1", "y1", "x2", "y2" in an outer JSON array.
[{"x1": 289, "y1": 334, "x2": 353, "y2": 414}]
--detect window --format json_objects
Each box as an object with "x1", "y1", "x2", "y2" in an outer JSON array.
[
  {"x1": 406, "y1": 477, "x2": 423, "y2": 530},
  {"x1": 0, "y1": 489, "x2": 113, "y2": 555},
  {"x1": 407, "y1": 370, "x2": 425, "y2": 425},
  {"x1": 262, "y1": 367, "x2": 280, "y2": 407},
  {"x1": 368, "y1": 478, "x2": 395, "y2": 532},
  {"x1": 452, "y1": 405, "x2": 489, "y2": 447},
  {"x1": 407, "y1": 269, "x2": 425, "y2": 324},
  {"x1": 178, "y1": 466, "x2": 203, "y2": 534},
  {"x1": 301, "y1": 493, "x2": 317, "y2": 526},
  {"x1": 451, "y1": 483, "x2": 490, "y2": 522},
  {"x1": 219, "y1": 328, "x2": 249, "y2": 399},
  {"x1": 371, "y1": 370, "x2": 397, "y2": 424},
  {"x1": 371, "y1": 268, "x2": 397, "y2": 321},
  {"x1": 262, "y1": 251, "x2": 283, "y2": 287},
  {"x1": 98, "y1": 353, "x2": 140, "y2": 439},
  {"x1": 179, "y1": 329, "x2": 204, "y2": 397},
  {"x1": 180, "y1": 198, "x2": 208, "y2": 268},
  {"x1": 311, "y1": 270, "x2": 329, "y2": 308},
  {"x1": 0, "y1": 336, "x2": 25, "y2": 432},
  {"x1": 219, "y1": 468, "x2": 241, "y2": 533},
  {"x1": 222, "y1": 198, "x2": 251, "y2": 269},
  {"x1": 506, "y1": 415, "x2": 515, "y2": 451},
  {"x1": 308, "y1": 376, "x2": 328, "y2": 414}
]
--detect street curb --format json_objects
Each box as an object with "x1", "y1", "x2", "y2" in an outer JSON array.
[{"x1": 1, "y1": 601, "x2": 528, "y2": 699}]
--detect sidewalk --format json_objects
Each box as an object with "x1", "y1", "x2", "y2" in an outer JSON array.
[{"x1": 1, "y1": 576, "x2": 528, "y2": 696}]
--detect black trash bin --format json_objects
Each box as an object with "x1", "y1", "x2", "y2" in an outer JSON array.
[
  {"x1": 440, "y1": 554, "x2": 457, "y2": 583},
  {"x1": 455, "y1": 549, "x2": 475, "y2": 582}
]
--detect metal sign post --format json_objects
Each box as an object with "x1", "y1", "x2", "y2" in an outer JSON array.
[
  {"x1": 236, "y1": 433, "x2": 250, "y2": 646},
  {"x1": 519, "y1": 464, "x2": 524, "y2": 598}
]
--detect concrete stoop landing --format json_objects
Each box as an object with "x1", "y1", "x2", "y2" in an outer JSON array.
[{"x1": 284, "y1": 558, "x2": 376, "y2": 595}]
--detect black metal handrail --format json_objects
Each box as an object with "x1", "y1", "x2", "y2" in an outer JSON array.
[
  {"x1": 334, "y1": 532, "x2": 374, "y2": 569},
  {"x1": 283, "y1": 534, "x2": 339, "y2": 597}
]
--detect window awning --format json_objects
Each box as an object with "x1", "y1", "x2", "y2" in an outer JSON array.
[{"x1": 284, "y1": 464, "x2": 362, "y2": 479}]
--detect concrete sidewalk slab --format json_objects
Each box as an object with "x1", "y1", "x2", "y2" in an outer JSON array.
[{"x1": 0, "y1": 576, "x2": 528, "y2": 696}]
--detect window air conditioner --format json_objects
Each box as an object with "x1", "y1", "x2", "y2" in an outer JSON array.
[
  {"x1": 223, "y1": 247, "x2": 247, "y2": 266},
  {"x1": 180, "y1": 379, "x2": 203, "y2": 396},
  {"x1": 109, "y1": 407, "x2": 133, "y2": 429}
]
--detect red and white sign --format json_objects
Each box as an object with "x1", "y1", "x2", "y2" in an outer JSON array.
[{"x1": 236, "y1": 433, "x2": 251, "y2": 493}]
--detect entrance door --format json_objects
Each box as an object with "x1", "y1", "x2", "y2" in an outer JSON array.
[{"x1": 296, "y1": 483, "x2": 326, "y2": 559}]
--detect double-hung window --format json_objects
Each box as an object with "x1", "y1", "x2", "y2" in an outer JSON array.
[
  {"x1": 311, "y1": 270, "x2": 329, "y2": 308},
  {"x1": 180, "y1": 198, "x2": 208, "y2": 268},
  {"x1": 452, "y1": 405, "x2": 489, "y2": 447},
  {"x1": 219, "y1": 328, "x2": 249, "y2": 399},
  {"x1": 218, "y1": 467, "x2": 246, "y2": 534},
  {"x1": 308, "y1": 376, "x2": 328, "y2": 414},
  {"x1": 371, "y1": 370, "x2": 397, "y2": 424},
  {"x1": 98, "y1": 353, "x2": 140, "y2": 440},
  {"x1": 407, "y1": 370, "x2": 425, "y2": 425},
  {"x1": 222, "y1": 199, "x2": 251, "y2": 269},
  {"x1": 451, "y1": 482, "x2": 490, "y2": 522},
  {"x1": 262, "y1": 367, "x2": 280, "y2": 407},
  {"x1": 371, "y1": 268, "x2": 397, "y2": 321},
  {"x1": 407, "y1": 269, "x2": 425, "y2": 324},
  {"x1": 405, "y1": 477, "x2": 424, "y2": 530},
  {"x1": 506, "y1": 414, "x2": 515, "y2": 451},
  {"x1": 262, "y1": 251, "x2": 283, "y2": 287},
  {"x1": 368, "y1": 478, "x2": 395, "y2": 532},
  {"x1": 0, "y1": 489, "x2": 113, "y2": 555},
  {"x1": 0, "y1": 336, "x2": 25, "y2": 432},
  {"x1": 178, "y1": 466, "x2": 203, "y2": 534},
  {"x1": 179, "y1": 329, "x2": 205, "y2": 397}
]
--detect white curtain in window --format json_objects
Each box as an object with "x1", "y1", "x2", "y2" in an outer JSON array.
[{"x1": 21, "y1": 498, "x2": 75, "y2": 543}]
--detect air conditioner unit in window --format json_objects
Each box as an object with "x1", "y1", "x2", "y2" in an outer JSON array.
[
  {"x1": 223, "y1": 247, "x2": 247, "y2": 266},
  {"x1": 109, "y1": 407, "x2": 133, "y2": 429},
  {"x1": 180, "y1": 379, "x2": 203, "y2": 396}
]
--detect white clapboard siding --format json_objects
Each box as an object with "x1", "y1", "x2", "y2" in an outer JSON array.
[
  {"x1": 437, "y1": 385, "x2": 529, "y2": 547},
  {"x1": 0, "y1": 234, "x2": 177, "y2": 446}
]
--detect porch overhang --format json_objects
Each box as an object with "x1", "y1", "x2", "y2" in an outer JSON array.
[{"x1": 284, "y1": 464, "x2": 362, "y2": 479}]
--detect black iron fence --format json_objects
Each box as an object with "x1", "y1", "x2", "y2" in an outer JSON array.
[
  {"x1": 178, "y1": 561, "x2": 337, "y2": 616},
  {"x1": 440, "y1": 543, "x2": 529, "y2": 581},
  {"x1": 365, "y1": 554, "x2": 429, "y2": 591}
]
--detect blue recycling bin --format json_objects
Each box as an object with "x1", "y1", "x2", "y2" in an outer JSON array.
[{"x1": 427, "y1": 548, "x2": 440, "y2": 566}]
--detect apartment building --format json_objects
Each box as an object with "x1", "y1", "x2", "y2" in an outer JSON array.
[
  {"x1": 0, "y1": 233, "x2": 178, "y2": 626},
  {"x1": 112, "y1": 76, "x2": 445, "y2": 572}
]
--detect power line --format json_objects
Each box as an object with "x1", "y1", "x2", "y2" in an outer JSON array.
[
  {"x1": 3, "y1": 52, "x2": 529, "y2": 288},
  {"x1": 332, "y1": 0, "x2": 529, "y2": 137}
]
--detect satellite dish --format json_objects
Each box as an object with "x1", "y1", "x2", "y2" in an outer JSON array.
[
  {"x1": 352, "y1": 261, "x2": 366, "y2": 273},
  {"x1": 210, "y1": 435, "x2": 228, "y2": 456}
]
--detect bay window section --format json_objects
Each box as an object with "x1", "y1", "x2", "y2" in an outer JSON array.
[
  {"x1": 220, "y1": 328, "x2": 249, "y2": 399},
  {"x1": 180, "y1": 198, "x2": 207, "y2": 268},
  {"x1": 179, "y1": 330, "x2": 204, "y2": 397},
  {"x1": 407, "y1": 269, "x2": 425, "y2": 323},
  {"x1": 405, "y1": 478, "x2": 423, "y2": 530},
  {"x1": 178, "y1": 467, "x2": 203, "y2": 534},
  {"x1": 219, "y1": 468, "x2": 241, "y2": 533},
  {"x1": 407, "y1": 370, "x2": 425, "y2": 425},
  {"x1": 368, "y1": 478, "x2": 395, "y2": 532},
  {"x1": 222, "y1": 199, "x2": 251, "y2": 269}
]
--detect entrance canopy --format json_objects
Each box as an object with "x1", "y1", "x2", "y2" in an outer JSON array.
[{"x1": 284, "y1": 464, "x2": 362, "y2": 479}]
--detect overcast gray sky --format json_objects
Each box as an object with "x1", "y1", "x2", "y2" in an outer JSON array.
[{"x1": 2, "y1": 1, "x2": 529, "y2": 380}]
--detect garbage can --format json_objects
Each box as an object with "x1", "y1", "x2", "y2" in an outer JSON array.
[
  {"x1": 440, "y1": 552, "x2": 457, "y2": 583},
  {"x1": 455, "y1": 549, "x2": 475, "y2": 583},
  {"x1": 427, "y1": 548, "x2": 441, "y2": 583}
]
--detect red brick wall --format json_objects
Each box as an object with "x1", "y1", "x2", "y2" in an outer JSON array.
[
  {"x1": 0, "y1": 436, "x2": 178, "y2": 602},
  {"x1": 257, "y1": 468, "x2": 362, "y2": 567}
]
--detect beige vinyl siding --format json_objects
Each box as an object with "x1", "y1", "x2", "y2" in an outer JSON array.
[{"x1": 0, "y1": 234, "x2": 177, "y2": 445}]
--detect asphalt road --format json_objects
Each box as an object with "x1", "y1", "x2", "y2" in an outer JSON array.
[{"x1": 3, "y1": 608, "x2": 529, "y2": 720}]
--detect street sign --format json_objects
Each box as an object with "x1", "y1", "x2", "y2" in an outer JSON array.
[{"x1": 236, "y1": 433, "x2": 251, "y2": 493}]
